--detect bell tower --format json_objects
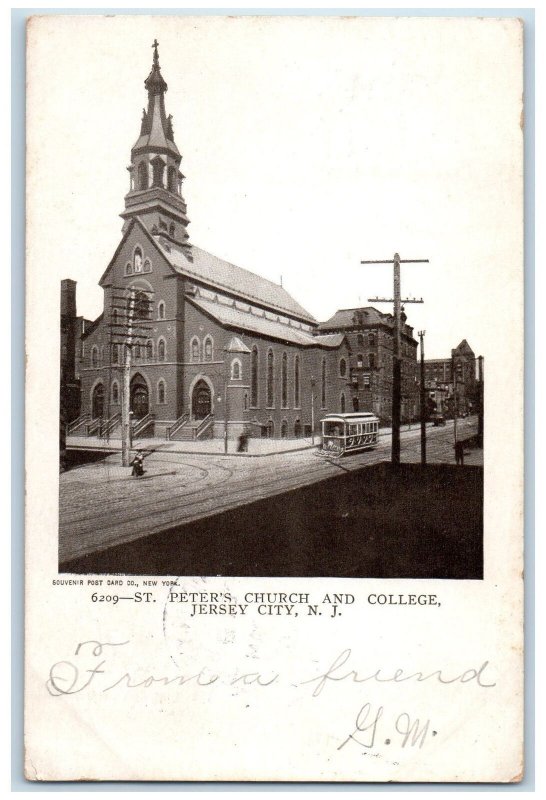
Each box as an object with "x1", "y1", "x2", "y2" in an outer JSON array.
[{"x1": 121, "y1": 40, "x2": 192, "y2": 259}]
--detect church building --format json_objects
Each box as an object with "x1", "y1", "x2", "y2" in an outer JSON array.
[{"x1": 70, "y1": 43, "x2": 355, "y2": 441}]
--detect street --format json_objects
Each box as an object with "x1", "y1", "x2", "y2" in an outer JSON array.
[{"x1": 59, "y1": 417, "x2": 480, "y2": 566}]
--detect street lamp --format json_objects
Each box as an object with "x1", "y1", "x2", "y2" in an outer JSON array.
[{"x1": 128, "y1": 410, "x2": 134, "y2": 452}]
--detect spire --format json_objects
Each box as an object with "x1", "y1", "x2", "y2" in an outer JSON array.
[
  {"x1": 123, "y1": 42, "x2": 192, "y2": 260},
  {"x1": 144, "y1": 39, "x2": 168, "y2": 96}
]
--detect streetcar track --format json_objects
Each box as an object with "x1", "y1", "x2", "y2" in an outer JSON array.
[
  {"x1": 59, "y1": 423, "x2": 478, "y2": 562},
  {"x1": 60, "y1": 459, "x2": 332, "y2": 532},
  {"x1": 59, "y1": 459, "x2": 350, "y2": 559}
]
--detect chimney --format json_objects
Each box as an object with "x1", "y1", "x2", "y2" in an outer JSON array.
[{"x1": 61, "y1": 279, "x2": 77, "y2": 318}]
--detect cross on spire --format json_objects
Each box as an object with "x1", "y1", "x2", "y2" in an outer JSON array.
[{"x1": 152, "y1": 39, "x2": 159, "y2": 63}]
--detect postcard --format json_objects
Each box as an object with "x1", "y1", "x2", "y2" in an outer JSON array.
[{"x1": 24, "y1": 14, "x2": 524, "y2": 782}]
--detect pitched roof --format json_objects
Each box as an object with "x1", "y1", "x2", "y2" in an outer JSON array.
[
  {"x1": 158, "y1": 238, "x2": 316, "y2": 323},
  {"x1": 187, "y1": 295, "x2": 342, "y2": 349},
  {"x1": 317, "y1": 306, "x2": 389, "y2": 330},
  {"x1": 312, "y1": 333, "x2": 346, "y2": 347}
]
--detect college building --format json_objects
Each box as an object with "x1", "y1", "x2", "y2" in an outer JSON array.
[
  {"x1": 63, "y1": 43, "x2": 418, "y2": 441},
  {"x1": 424, "y1": 339, "x2": 478, "y2": 415}
]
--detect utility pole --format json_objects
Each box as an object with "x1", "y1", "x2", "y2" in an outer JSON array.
[
  {"x1": 361, "y1": 253, "x2": 428, "y2": 465},
  {"x1": 418, "y1": 330, "x2": 426, "y2": 466},
  {"x1": 310, "y1": 377, "x2": 316, "y2": 445},
  {"x1": 452, "y1": 357, "x2": 458, "y2": 447},
  {"x1": 477, "y1": 355, "x2": 484, "y2": 448},
  {"x1": 108, "y1": 286, "x2": 153, "y2": 466},
  {"x1": 224, "y1": 353, "x2": 229, "y2": 455}
]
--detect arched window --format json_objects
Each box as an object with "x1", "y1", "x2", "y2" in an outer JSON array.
[
  {"x1": 204, "y1": 336, "x2": 213, "y2": 362},
  {"x1": 91, "y1": 346, "x2": 99, "y2": 368},
  {"x1": 151, "y1": 157, "x2": 165, "y2": 188},
  {"x1": 143, "y1": 259, "x2": 152, "y2": 273},
  {"x1": 339, "y1": 358, "x2": 347, "y2": 378},
  {"x1": 353, "y1": 396, "x2": 359, "y2": 412},
  {"x1": 138, "y1": 161, "x2": 148, "y2": 190},
  {"x1": 158, "y1": 380, "x2": 166, "y2": 404},
  {"x1": 357, "y1": 353, "x2": 363, "y2": 369},
  {"x1": 294, "y1": 355, "x2": 300, "y2": 407},
  {"x1": 281, "y1": 420, "x2": 288, "y2": 438},
  {"x1": 169, "y1": 222, "x2": 175, "y2": 237},
  {"x1": 111, "y1": 381, "x2": 119, "y2": 404},
  {"x1": 133, "y1": 343, "x2": 141, "y2": 361},
  {"x1": 158, "y1": 338, "x2": 166, "y2": 362},
  {"x1": 341, "y1": 393, "x2": 346, "y2": 413},
  {"x1": 266, "y1": 349, "x2": 274, "y2": 407},
  {"x1": 132, "y1": 289, "x2": 151, "y2": 320},
  {"x1": 251, "y1": 346, "x2": 258, "y2": 407},
  {"x1": 133, "y1": 248, "x2": 143, "y2": 274},
  {"x1": 146, "y1": 340, "x2": 153, "y2": 360},
  {"x1": 281, "y1": 352, "x2": 288, "y2": 408},
  {"x1": 191, "y1": 337, "x2": 200, "y2": 362},
  {"x1": 244, "y1": 392, "x2": 248, "y2": 410},
  {"x1": 357, "y1": 333, "x2": 364, "y2": 346},
  {"x1": 168, "y1": 167, "x2": 177, "y2": 193},
  {"x1": 368, "y1": 332, "x2": 376, "y2": 347},
  {"x1": 369, "y1": 353, "x2": 375, "y2": 369},
  {"x1": 231, "y1": 359, "x2": 241, "y2": 380},
  {"x1": 157, "y1": 301, "x2": 165, "y2": 319},
  {"x1": 321, "y1": 358, "x2": 327, "y2": 408},
  {"x1": 294, "y1": 418, "x2": 302, "y2": 438},
  {"x1": 125, "y1": 261, "x2": 133, "y2": 276},
  {"x1": 112, "y1": 343, "x2": 119, "y2": 365}
]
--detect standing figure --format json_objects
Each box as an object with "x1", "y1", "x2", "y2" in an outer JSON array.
[
  {"x1": 237, "y1": 432, "x2": 249, "y2": 453},
  {"x1": 131, "y1": 450, "x2": 145, "y2": 476},
  {"x1": 455, "y1": 440, "x2": 465, "y2": 466}
]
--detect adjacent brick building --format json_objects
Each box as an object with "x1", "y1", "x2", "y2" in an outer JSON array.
[{"x1": 317, "y1": 306, "x2": 419, "y2": 424}]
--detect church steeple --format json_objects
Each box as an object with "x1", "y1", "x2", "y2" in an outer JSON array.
[{"x1": 122, "y1": 40, "x2": 192, "y2": 260}]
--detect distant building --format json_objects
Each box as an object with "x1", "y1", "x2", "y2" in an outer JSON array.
[
  {"x1": 424, "y1": 339, "x2": 477, "y2": 415},
  {"x1": 317, "y1": 306, "x2": 419, "y2": 424}
]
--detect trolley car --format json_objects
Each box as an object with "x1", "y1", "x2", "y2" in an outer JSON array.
[{"x1": 318, "y1": 412, "x2": 380, "y2": 457}]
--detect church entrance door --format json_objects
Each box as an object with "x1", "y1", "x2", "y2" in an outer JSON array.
[
  {"x1": 192, "y1": 380, "x2": 211, "y2": 420},
  {"x1": 92, "y1": 384, "x2": 104, "y2": 419},
  {"x1": 130, "y1": 374, "x2": 149, "y2": 419}
]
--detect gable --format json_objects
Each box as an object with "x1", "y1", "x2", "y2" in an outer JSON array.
[{"x1": 99, "y1": 218, "x2": 177, "y2": 289}]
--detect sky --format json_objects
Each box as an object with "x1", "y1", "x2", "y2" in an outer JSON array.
[{"x1": 27, "y1": 14, "x2": 523, "y2": 359}]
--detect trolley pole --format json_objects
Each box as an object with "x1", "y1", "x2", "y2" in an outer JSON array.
[
  {"x1": 361, "y1": 253, "x2": 428, "y2": 466},
  {"x1": 418, "y1": 330, "x2": 426, "y2": 466}
]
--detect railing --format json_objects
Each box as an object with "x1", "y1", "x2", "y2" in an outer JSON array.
[
  {"x1": 100, "y1": 413, "x2": 121, "y2": 438},
  {"x1": 85, "y1": 418, "x2": 102, "y2": 436},
  {"x1": 132, "y1": 413, "x2": 156, "y2": 439},
  {"x1": 194, "y1": 414, "x2": 214, "y2": 439},
  {"x1": 166, "y1": 412, "x2": 189, "y2": 440},
  {"x1": 67, "y1": 414, "x2": 90, "y2": 435}
]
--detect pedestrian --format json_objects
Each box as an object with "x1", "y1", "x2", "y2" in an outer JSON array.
[
  {"x1": 455, "y1": 440, "x2": 464, "y2": 466},
  {"x1": 237, "y1": 432, "x2": 249, "y2": 453},
  {"x1": 131, "y1": 449, "x2": 145, "y2": 477}
]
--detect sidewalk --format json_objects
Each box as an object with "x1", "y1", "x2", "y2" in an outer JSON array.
[
  {"x1": 66, "y1": 418, "x2": 469, "y2": 458},
  {"x1": 66, "y1": 433, "x2": 319, "y2": 457}
]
